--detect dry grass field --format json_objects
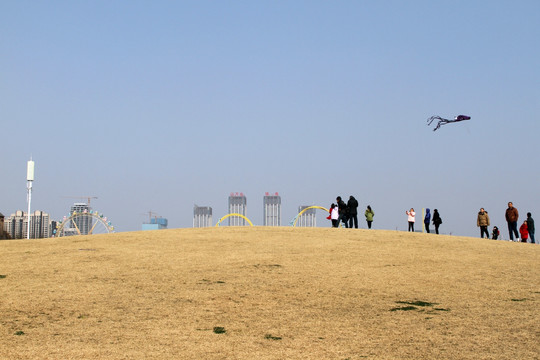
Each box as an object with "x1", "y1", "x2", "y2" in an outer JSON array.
[{"x1": 0, "y1": 227, "x2": 538, "y2": 359}]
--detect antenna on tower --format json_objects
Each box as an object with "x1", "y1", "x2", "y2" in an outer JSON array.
[{"x1": 26, "y1": 158, "x2": 35, "y2": 239}]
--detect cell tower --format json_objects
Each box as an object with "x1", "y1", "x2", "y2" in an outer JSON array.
[
  {"x1": 296, "y1": 205, "x2": 317, "y2": 227},
  {"x1": 228, "y1": 193, "x2": 247, "y2": 226},
  {"x1": 26, "y1": 158, "x2": 35, "y2": 239},
  {"x1": 263, "y1": 192, "x2": 281, "y2": 226}
]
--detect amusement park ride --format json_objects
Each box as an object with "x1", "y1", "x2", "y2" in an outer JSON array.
[{"x1": 53, "y1": 196, "x2": 114, "y2": 237}]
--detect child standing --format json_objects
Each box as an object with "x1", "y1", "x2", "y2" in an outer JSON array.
[
  {"x1": 328, "y1": 203, "x2": 339, "y2": 228},
  {"x1": 519, "y1": 220, "x2": 529, "y2": 243}
]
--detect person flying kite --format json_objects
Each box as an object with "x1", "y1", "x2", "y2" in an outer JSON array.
[{"x1": 427, "y1": 115, "x2": 471, "y2": 131}]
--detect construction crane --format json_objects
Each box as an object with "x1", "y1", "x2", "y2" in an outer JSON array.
[
  {"x1": 62, "y1": 196, "x2": 98, "y2": 206},
  {"x1": 140, "y1": 211, "x2": 160, "y2": 224}
]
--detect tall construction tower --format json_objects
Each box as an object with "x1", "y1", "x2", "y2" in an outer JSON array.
[
  {"x1": 70, "y1": 203, "x2": 92, "y2": 235},
  {"x1": 193, "y1": 205, "x2": 213, "y2": 227},
  {"x1": 228, "y1": 193, "x2": 247, "y2": 226},
  {"x1": 263, "y1": 192, "x2": 281, "y2": 226}
]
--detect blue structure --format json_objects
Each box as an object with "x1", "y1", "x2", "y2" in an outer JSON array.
[{"x1": 142, "y1": 217, "x2": 168, "y2": 231}]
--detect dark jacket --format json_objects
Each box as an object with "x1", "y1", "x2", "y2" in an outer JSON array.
[
  {"x1": 347, "y1": 196, "x2": 358, "y2": 215},
  {"x1": 337, "y1": 200, "x2": 348, "y2": 215},
  {"x1": 526, "y1": 215, "x2": 535, "y2": 233},
  {"x1": 432, "y1": 210, "x2": 442, "y2": 225}
]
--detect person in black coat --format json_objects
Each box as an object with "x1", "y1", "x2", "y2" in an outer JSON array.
[
  {"x1": 347, "y1": 196, "x2": 359, "y2": 229},
  {"x1": 526, "y1": 212, "x2": 535, "y2": 244},
  {"x1": 336, "y1": 196, "x2": 349, "y2": 228},
  {"x1": 432, "y1": 209, "x2": 442, "y2": 234}
]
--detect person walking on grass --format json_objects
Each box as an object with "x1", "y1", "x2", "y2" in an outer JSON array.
[
  {"x1": 365, "y1": 205, "x2": 374, "y2": 229},
  {"x1": 477, "y1": 208, "x2": 490, "y2": 239},
  {"x1": 526, "y1": 212, "x2": 535, "y2": 244},
  {"x1": 432, "y1": 209, "x2": 442, "y2": 234},
  {"x1": 406, "y1": 208, "x2": 416, "y2": 232},
  {"x1": 505, "y1": 202, "x2": 519, "y2": 241}
]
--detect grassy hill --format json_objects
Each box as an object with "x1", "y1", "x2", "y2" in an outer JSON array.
[{"x1": 1, "y1": 227, "x2": 538, "y2": 359}]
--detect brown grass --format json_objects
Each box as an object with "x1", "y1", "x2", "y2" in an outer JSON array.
[{"x1": 0, "y1": 227, "x2": 538, "y2": 359}]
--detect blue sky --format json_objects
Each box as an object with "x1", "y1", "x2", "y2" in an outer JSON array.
[{"x1": 2, "y1": 1, "x2": 539, "y2": 237}]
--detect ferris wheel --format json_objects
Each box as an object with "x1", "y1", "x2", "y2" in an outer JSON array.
[{"x1": 53, "y1": 210, "x2": 115, "y2": 237}]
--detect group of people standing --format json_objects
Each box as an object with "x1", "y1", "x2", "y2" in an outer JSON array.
[
  {"x1": 328, "y1": 196, "x2": 374, "y2": 229},
  {"x1": 476, "y1": 202, "x2": 536, "y2": 243},
  {"x1": 327, "y1": 198, "x2": 535, "y2": 243},
  {"x1": 405, "y1": 208, "x2": 443, "y2": 234}
]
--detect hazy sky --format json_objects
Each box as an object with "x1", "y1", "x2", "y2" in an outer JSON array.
[{"x1": 2, "y1": 1, "x2": 539, "y2": 237}]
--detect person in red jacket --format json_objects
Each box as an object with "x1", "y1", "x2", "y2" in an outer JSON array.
[{"x1": 519, "y1": 221, "x2": 529, "y2": 243}]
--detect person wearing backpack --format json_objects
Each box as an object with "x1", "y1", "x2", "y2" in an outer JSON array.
[{"x1": 432, "y1": 209, "x2": 442, "y2": 234}]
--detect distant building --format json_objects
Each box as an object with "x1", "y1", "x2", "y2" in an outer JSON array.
[
  {"x1": 4, "y1": 210, "x2": 25, "y2": 239},
  {"x1": 193, "y1": 205, "x2": 213, "y2": 227},
  {"x1": 30, "y1": 210, "x2": 51, "y2": 238},
  {"x1": 296, "y1": 206, "x2": 317, "y2": 227},
  {"x1": 70, "y1": 203, "x2": 92, "y2": 235},
  {"x1": 263, "y1": 192, "x2": 281, "y2": 226},
  {"x1": 142, "y1": 217, "x2": 168, "y2": 231},
  {"x1": 3, "y1": 210, "x2": 51, "y2": 239},
  {"x1": 228, "y1": 193, "x2": 247, "y2": 226}
]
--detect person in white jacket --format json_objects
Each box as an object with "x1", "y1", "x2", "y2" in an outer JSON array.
[
  {"x1": 330, "y1": 203, "x2": 339, "y2": 228},
  {"x1": 406, "y1": 208, "x2": 416, "y2": 232}
]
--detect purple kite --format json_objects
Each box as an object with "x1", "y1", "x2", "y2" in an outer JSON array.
[{"x1": 427, "y1": 115, "x2": 471, "y2": 132}]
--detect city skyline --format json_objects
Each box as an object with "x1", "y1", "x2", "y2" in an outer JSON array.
[
  {"x1": 2, "y1": 191, "x2": 344, "y2": 236},
  {"x1": 2, "y1": 159, "x2": 539, "y2": 237},
  {"x1": 3, "y1": 210, "x2": 51, "y2": 239}
]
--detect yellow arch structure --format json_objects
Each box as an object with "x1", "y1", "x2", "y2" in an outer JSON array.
[
  {"x1": 215, "y1": 213, "x2": 254, "y2": 227},
  {"x1": 291, "y1": 206, "x2": 329, "y2": 227}
]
